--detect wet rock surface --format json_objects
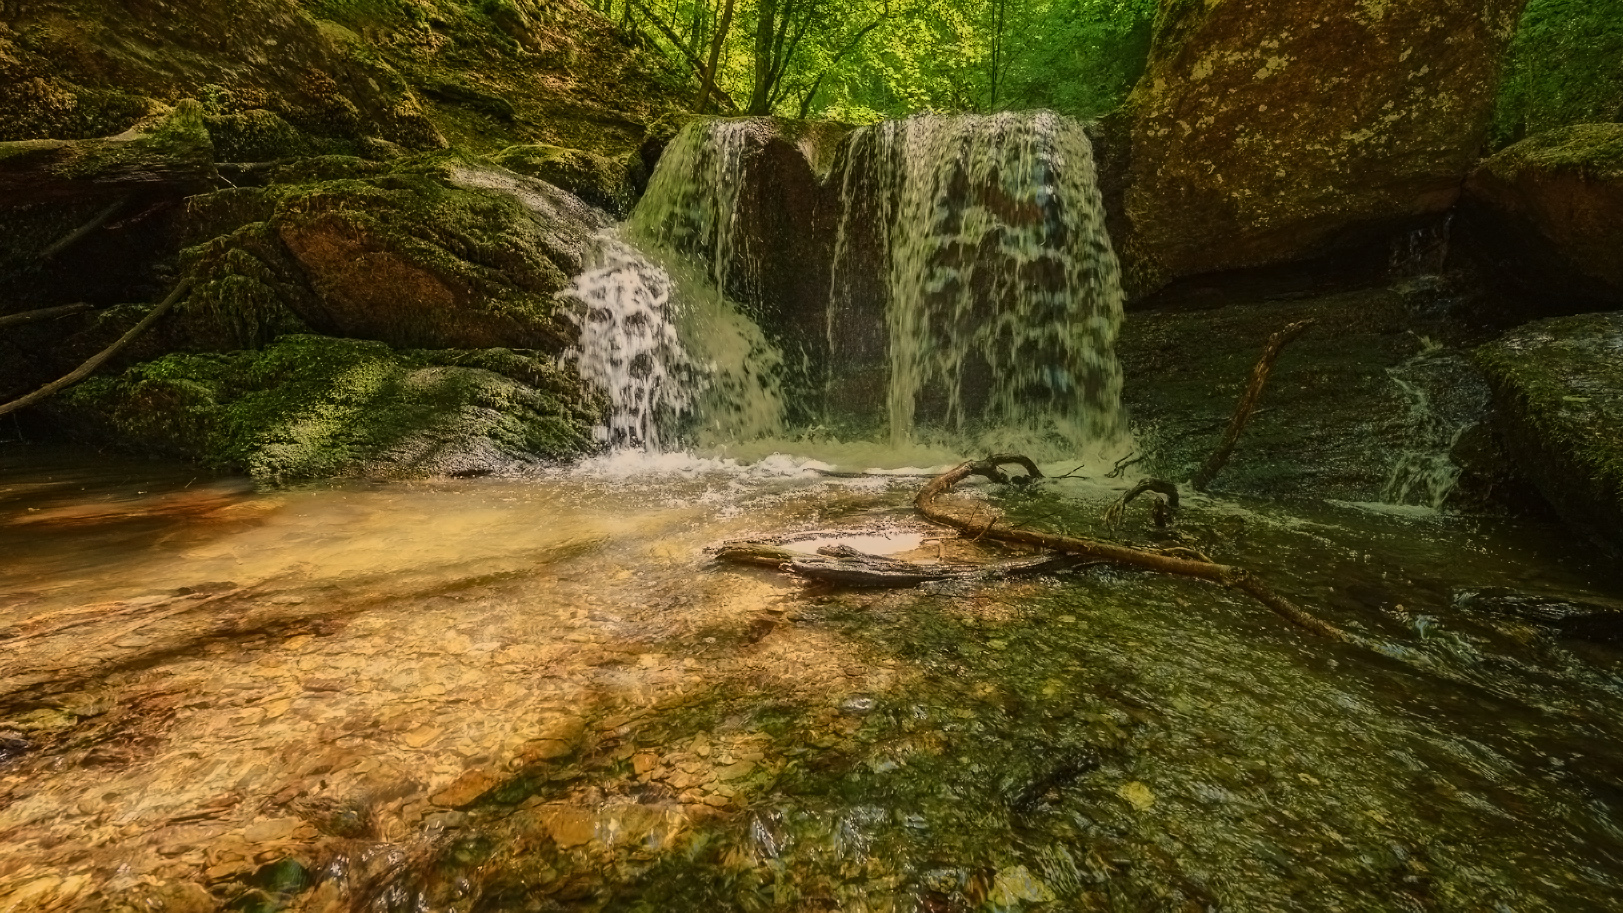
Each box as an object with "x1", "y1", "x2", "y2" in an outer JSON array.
[
  {"x1": 1119, "y1": 0, "x2": 1525, "y2": 295},
  {"x1": 50, "y1": 335, "x2": 603, "y2": 482},
  {"x1": 1, "y1": 449, "x2": 1620, "y2": 910},
  {"x1": 1462, "y1": 123, "x2": 1623, "y2": 309},
  {"x1": 1475, "y1": 310, "x2": 1623, "y2": 555},
  {"x1": 1117, "y1": 284, "x2": 1493, "y2": 506}
]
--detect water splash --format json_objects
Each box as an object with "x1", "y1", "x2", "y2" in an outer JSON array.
[
  {"x1": 562, "y1": 230, "x2": 788, "y2": 453},
  {"x1": 562, "y1": 234, "x2": 700, "y2": 451},
  {"x1": 1381, "y1": 352, "x2": 1488, "y2": 509},
  {"x1": 828, "y1": 111, "x2": 1127, "y2": 458}
]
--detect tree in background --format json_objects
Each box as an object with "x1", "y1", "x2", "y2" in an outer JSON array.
[
  {"x1": 598, "y1": 0, "x2": 1156, "y2": 122},
  {"x1": 1492, "y1": 0, "x2": 1623, "y2": 147}
]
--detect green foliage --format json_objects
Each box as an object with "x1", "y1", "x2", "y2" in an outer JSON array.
[
  {"x1": 613, "y1": 0, "x2": 1155, "y2": 121},
  {"x1": 1492, "y1": 0, "x2": 1623, "y2": 148}
]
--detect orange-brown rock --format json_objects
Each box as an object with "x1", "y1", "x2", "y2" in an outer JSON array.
[{"x1": 1119, "y1": 0, "x2": 1527, "y2": 295}]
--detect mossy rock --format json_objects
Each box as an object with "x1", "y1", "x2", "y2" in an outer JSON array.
[
  {"x1": 167, "y1": 156, "x2": 608, "y2": 355},
  {"x1": 1120, "y1": 0, "x2": 1524, "y2": 296},
  {"x1": 490, "y1": 143, "x2": 629, "y2": 215},
  {"x1": 1462, "y1": 124, "x2": 1623, "y2": 308},
  {"x1": 1475, "y1": 312, "x2": 1623, "y2": 555},
  {"x1": 58, "y1": 335, "x2": 604, "y2": 482},
  {"x1": 205, "y1": 110, "x2": 315, "y2": 163}
]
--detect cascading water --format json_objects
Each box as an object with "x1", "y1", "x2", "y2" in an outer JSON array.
[
  {"x1": 567, "y1": 112, "x2": 1128, "y2": 462},
  {"x1": 828, "y1": 111, "x2": 1127, "y2": 458},
  {"x1": 1380, "y1": 350, "x2": 1489, "y2": 509},
  {"x1": 563, "y1": 121, "x2": 789, "y2": 452}
]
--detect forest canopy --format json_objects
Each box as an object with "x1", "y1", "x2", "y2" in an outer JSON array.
[{"x1": 591, "y1": 0, "x2": 1158, "y2": 122}]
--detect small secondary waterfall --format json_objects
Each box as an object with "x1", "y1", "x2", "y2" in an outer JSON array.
[
  {"x1": 566, "y1": 112, "x2": 1127, "y2": 459},
  {"x1": 563, "y1": 122, "x2": 789, "y2": 451},
  {"x1": 1380, "y1": 351, "x2": 1488, "y2": 509},
  {"x1": 829, "y1": 111, "x2": 1127, "y2": 456}
]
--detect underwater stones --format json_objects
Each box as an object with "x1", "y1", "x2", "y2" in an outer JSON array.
[
  {"x1": 1475, "y1": 312, "x2": 1623, "y2": 555},
  {"x1": 1461, "y1": 124, "x2": 1623, "y2": 309},
  {"x1": 1120, "y1": 0, "x2": 1526, "y2": 295},
  {"x1": 431, "y1": 768, "x2": 502, "y2": 808},
  {"x1": 54, "y1": 335, "x2": 602, "y2": 482}
]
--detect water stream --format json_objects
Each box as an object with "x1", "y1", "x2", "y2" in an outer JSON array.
[
  {"x1": 2, "y1": 446, "x2": 1621, "y2": 912},
  {"x1": 4, "y1": 114, "x2": 1621, "y2": 912}
]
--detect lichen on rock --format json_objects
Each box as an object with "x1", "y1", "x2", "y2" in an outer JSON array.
[{"x1": 1119, "y1": 0, "x2": 1527, "y2": 296}]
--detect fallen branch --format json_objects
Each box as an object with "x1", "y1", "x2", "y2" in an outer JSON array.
[
  {"x1": 1190, "y1": 319, "x2": 1314, "y2": 491},
  {"x1": 0, "y1": 303, "x2": 93, "y2": 329},
  {"x1": 916, "y1": 455, "x2": 1349, "y2": 640},
  {"x1": 39, "y1": 198, "x2": 127, "y2": 261},
  {"x1": 0, "y1": 278, "x2": 193, "y2": 418},
  {"x1": 711, "y1": 538, "x2": 1078, "y2": 588},
  {"x1": 1102, "y1": 477, "x2": 1180, "y2": 531}
]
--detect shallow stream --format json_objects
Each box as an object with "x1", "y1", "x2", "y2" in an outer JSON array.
[{"x1": 2, "y1": 443, "x2": 1621, "y2": 912}]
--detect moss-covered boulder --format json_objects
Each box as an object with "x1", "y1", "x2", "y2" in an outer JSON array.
[
  {"x1": 490, "y1": 143, "x2": 631, "y2": 215},
  {"x1": 1491, "y1": 0, "x2": 1623, "y2": 147},
  {"x1": 1475, "y1": 312, "x2": 1623, "y2": 554},
  {"x1": 1119, "y1": 0, "x2": 1526, "y2": 296},
  {"x1": 55, "y1": 335, "x2": 604, "y2": 482},
  {"x1": 0, "y1": 0, "x2": 682, "y2": 158},
  {"x1": 1462, "y1": 124, "x2": 1623, "y2": 308}
]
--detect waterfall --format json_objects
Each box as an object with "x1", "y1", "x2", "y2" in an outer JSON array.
[
  {"x1": 828, "y1": 111, "x2": 1127, "y2": 457},
  {"x1": 1380, "y1": 351, "x2": 1488, "y2": 509},
  {"x1": 563, "y1": 121, "x2": 789, "y2": 452},
  {"x1": 565, "y1": 113, "x2": 1127, "y2": 461}
]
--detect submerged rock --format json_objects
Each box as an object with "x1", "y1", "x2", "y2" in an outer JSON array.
[
  {"x1": 1455, "y1": 587, "x2": 1623, "y2": 642},
  {"x1": 53, "y1": 335, "x2": 603, "y2": 482},
  {"x1": 1475, "y1": 312, "x2": 1623, "y2": 554},
  {"x1": 1119, "y1": 0, "x2": 1525, "y2": 295},
  {"x1": 1462, "y1": 124, "x2": 1623, "y2": 309}
]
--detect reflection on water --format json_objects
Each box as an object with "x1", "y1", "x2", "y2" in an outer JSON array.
[{"x1": 2, "y1": 444, "x2": 1621, "y2": 912}]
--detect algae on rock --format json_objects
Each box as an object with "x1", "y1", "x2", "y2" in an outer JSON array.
[
  {"x1": 1476, "y1": 312, "x2": 1623, "y2": 555},
  {"x1": 57, "y1": 335, "x2": 605, "y2": 482}
]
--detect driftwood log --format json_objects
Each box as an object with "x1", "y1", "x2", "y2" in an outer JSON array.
[
  {"x1": 916, "y1": 455, "x2": 1349, "y2": 640},
  {"x1": 0, "y1": 101, "x2": 216, "y2": 207},
  {"x1": 711, "y1": 539, "x2": 1079, "y2": 587}
]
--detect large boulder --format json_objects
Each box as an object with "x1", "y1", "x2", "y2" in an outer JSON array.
[
  {"x1": 1475, "y1": 312, "x2": 1623, "y2": 555},
  {"x1": 1461, "y1": 124, "x2": 1623, "y2": 309},
  {"x1": 54, "y1": 335, "x2": 603, "y2": 482},
  {"x1": 1119, "y1": 0, "x2": 1526, "y2": 296}
]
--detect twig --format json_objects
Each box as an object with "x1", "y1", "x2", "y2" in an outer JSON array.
[
  {"x1": 1190, "y1": 320, "x2": 1314, "y2": 492},
  {"x1": 1102, "y1": 478, "x2": 1181, "y2": 531},
  {"x1": 916, "y1": 455, "x2": 1349, "y2": 640},
  {"x1": 39, "y1": 199, "x2": 127, "y2": 261},
  {"x1": 0, "y1": 278, "x2": 192, "y2": 418},
  {"x1": 0, "y1": 303, "x2": 93, "y2": 329}
]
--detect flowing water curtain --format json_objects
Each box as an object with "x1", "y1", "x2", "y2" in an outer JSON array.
[
  {"x1": 563, "y1": 235, "x2": 702, "y2": 451},
  {"x1": 566, "y1": 121, "x2": 788, "y2": 453},
  {"x1": 829, "y1": 111, "x2": 1128, "y2": 457}
]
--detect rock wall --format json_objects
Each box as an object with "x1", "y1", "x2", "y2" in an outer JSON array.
[{"x1": 1119, "y1": 0, "x2": 1526, "y2": 297}]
